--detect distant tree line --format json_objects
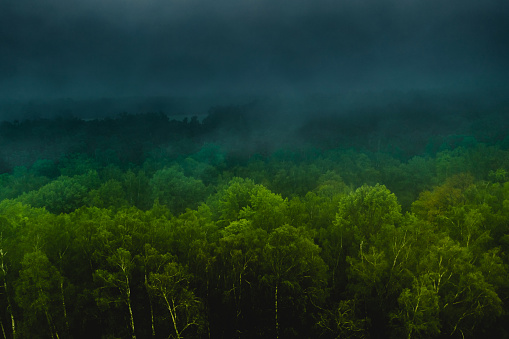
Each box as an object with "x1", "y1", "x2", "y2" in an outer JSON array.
[{"x1": 1, "y1": 96, "x2": 508, "y2": 171}]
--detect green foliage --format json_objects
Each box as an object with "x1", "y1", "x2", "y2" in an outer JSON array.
[
  {"x1": 1, "y1": 111, "x2": 509, "y2": 338},
  {"x1": 211, "y1": 177, "x2": 258, "y2": 225},
  {"x1": 335, "y1": 184, "x2": 402, "y2": 249},
  {"x1": 15, "y1": 249, "x2": 65, "y2": 338},
  {"x1": 15, "y1": 171, "x2": 101, "y2": 214},
  {"x1": 150, "y1": 166, "x2": 207, "y2": 215},
  {"x1": 148, "y1": 261, "x2": 206, "y2": 338},
  {"x1": 392, "y1": 277, "x2": 441, "y2": 339},
  {"x1": 317, "y1": 299, "x2": 369, "y2": 338},
  {"x1": 88, "y1": 179, "x2": 128, "y2": 210},
  {"x1": 262, "y1": 224, "x2": 328, "y2": 337},
  {"x1": 123, "y1": 169, "x2": 151, "y2": 210},
  {"x1": 239, "y1": 185, "x2": 288, "y2": 232}
]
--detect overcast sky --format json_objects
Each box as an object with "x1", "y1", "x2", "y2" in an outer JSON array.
[{"x1": 1, "y1": 0, "x2": 509, "y2": 100}]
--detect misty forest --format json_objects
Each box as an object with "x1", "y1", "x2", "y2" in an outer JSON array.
[
  {"x1": 2, "y1": 0, "x2": 509, "y2": 338},
  {"x1": 0, "y1": 93, "x2": 508, "y2": 339}
]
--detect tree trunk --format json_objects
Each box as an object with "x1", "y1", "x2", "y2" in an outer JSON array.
[
  {"x1": 60, "y1": 279, "x2": 69, "y2": 333},
  {"x1": 145, "y1": 274, "x2": 156, "y2": 337},
  {"x1": 0, "y1": 252, "x2": 15, "y2": 339},
  {"x1": 125, "y1": 276, "x2": 136, "y2": 339},
  {"x1": 275, "y1": 282, "x2": 279, "y2": 339},
  {"x1": 1, "y1": 319, "x2": 6, "y2": 339},
  {"x1": 43, "y1": 306, "x2": 56, "y2": 339},
  {"x1": 164, "y1": 294, "x2": 181, "y2": 339}
]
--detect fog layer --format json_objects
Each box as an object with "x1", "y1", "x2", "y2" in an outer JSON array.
[{"x1": 1, "y1": 0, "x2": 508, "y2": 101}]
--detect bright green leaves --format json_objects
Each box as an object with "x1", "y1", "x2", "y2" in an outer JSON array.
[
  {"x1": 239, "y1": 185, "x2": 288, "y2": 232},
  {"x1": 214, "y1": 177, "x2": 258, "y2": 225},
  {"x1": 335, "y1": 184, "x2": 402, "y2": 252},
  {"x1": 214, "y1": 177, "x2": 288, "y2": 231},
  {"x1": 338, "y1": 184, "x2": 402, "y2": 236}
]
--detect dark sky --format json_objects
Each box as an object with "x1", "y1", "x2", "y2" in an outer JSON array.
[{"x1": 1, "y1": 0, "x2": 509, "y2": 100}]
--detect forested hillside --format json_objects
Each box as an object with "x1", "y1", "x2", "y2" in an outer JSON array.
[{"x1": 0, "y1": 98, "x2": 509, "y2": 338}]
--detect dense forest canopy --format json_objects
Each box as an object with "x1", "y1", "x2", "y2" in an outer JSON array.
[
  {"x1": 0, "y1": 92, "x2": 508, "y2": 338},
  {"x1": 2, "y1": 0, "x2": 509, "y2": 336}
]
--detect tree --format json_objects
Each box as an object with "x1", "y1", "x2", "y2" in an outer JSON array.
[
  {"x1": 148, "y1": 262, "x2": 205, "y2": 339},
  {"x1": 322, "y1": 184, "x2": 402, "y2": 295},
  {"x1": 238, "y1": 185, "x2": 288, "y2": 232},
  {"x1": 261, "y1": 225, "x2": 327, "y2": 338},
  {"x1": 135, "y1": 244, "x2": 173, "y2": 338},
  {"x1": 94, "y1": 248, "x2": 137, "y2": 339},
  {"x1": 15, "y1": 249, "x2": 64, "y2": 339},
  {"x1": 150, "y1": 166, "x2": 207, "y2": 215},
  {"x1": 215, "y1": 219, "x2": 267, "y2": 336},
  {"x1": 392, "y1": 276, "x2": 441, "y2": 339},
  {"x1": 399, "y1": 236, "x2": 504, "y2": 338},
  {"x1": 123, "y1": 170, "x2": 151, "y2": 210},
  {"x1": 411, "y1": 173, "x2": 474, "y2": 223},
  {"x1": 335, "y1": 184, "x2": 402, "y2": 248},
  {"x1": 17, "y1": 176, "x2": 89, "y2": 214},
  {"x1": 316, "y1": 299, "x2": 369, "y2": 339},
  {"x1": 212, "y1": 177, "x2": 258, "y2": 226},
  {"x1": 0, "y1": 237, "x2": 16, "y2": 339},
  {"x1": 87, "y1": 179, "x2": 128, "y2": 210}
]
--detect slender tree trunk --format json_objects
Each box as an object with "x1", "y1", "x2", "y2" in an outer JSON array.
[
  {"x1": 9, "y1": 313, "x2": 14, "y2": 339},
  {"x1": 2, "y1": 277, "x2": 15, "y2": 339},
  {"x1": 0, "y1": 253, "x2": 15, "y2": 339},
  {"x1": 1, "y1": 319, "x2": 6, "y2": 339},
  {"x1": 38, "y1": 285, "x2": 58, "y2": 339},
  {"x1": 60, "y1": 279, "x2": 69, "y2": 333},
  {"x1": 163, "y1": 294, "x2": 181, "y2": 339},
  {"x1": 145, "y1": 275, "x2": 156, "y2": 337},
  {"x1": 43, "y1": 306, "x2": 56, "y2": 339},
  {"x1": 236, "y1": 270, "x2": 243, "y2": 336},
  {"x1": 275, "y1": 282, "x2": 279, "y2": 339},
  {"x1": 125, "y1": 276, "x2": 136, "y2": 339}
]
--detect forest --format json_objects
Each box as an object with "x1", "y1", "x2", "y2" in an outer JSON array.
[{"x1": 0, "y1": 93, "x2": 509, "y2": 338}]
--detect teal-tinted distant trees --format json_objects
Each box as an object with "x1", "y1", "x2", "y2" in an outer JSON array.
[{"x1": 123, "y1": 169, "x2": 151, "y2": 210}]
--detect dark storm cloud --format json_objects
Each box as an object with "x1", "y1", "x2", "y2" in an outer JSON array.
[{"x1": 1, "y1": 0, "x2": 508, "y2": 99}]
